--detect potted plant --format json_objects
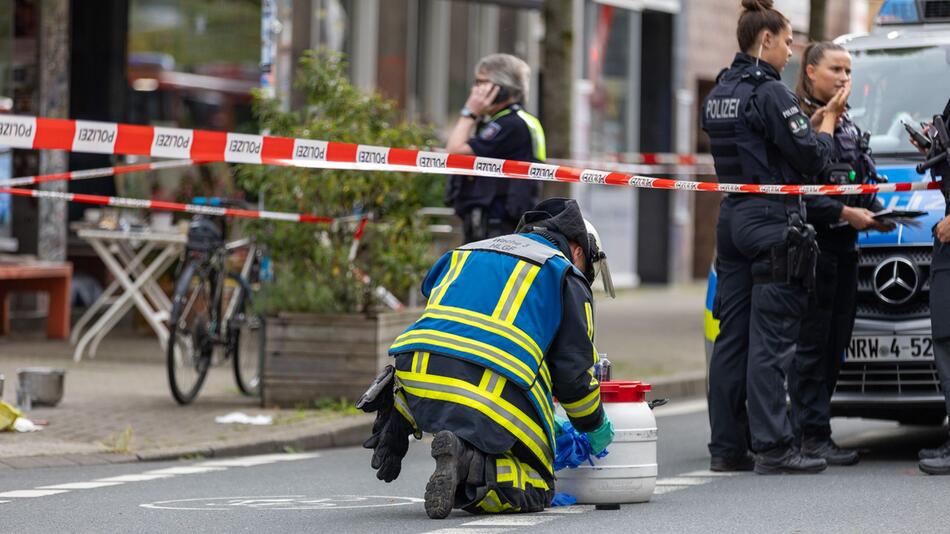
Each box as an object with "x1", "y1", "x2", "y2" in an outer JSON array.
[{"x1": 238, "y1": 51, "x2": 442, "y2": 407}]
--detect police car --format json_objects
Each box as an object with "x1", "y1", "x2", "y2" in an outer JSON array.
[{"x1": 704, "y1": 0, "x2": 950, "y2": 424}]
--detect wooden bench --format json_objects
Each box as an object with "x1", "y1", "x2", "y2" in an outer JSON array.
[{"x1": 0, "y1": 261, "x2": 72, "y2": 339}]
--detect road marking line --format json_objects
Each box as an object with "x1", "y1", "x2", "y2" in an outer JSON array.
[
  {"x1": 542, "y1": 504, "x2": 595, "y2": 514},
  {"x1": 37, "y1": 482, "x2": 125, "y2": 490},
  {"x1": 678, "y1": 469, "x2": 745, "y2": 477},
  {"x1": 0, "y1": 500, "x2": 11, "y2": 504},
  {"x1": 95, "y1": 474, "x2": 176, "y2": 482},
  {"x1": 656, "y1": 477, "x2": 712, "y2": 486},
  {"x1": 422, "y1": 529, "x2": 510, "y2": 534},
  {"x1": 0, "y1": 452, "x2": 322, "y2": 504},
  {"x1": 653, "y1": 399, "x2": 707, "y2": 418},
  {"x1": 143, "y1": 466, "x2": 227, "y2": 475},
  {"x1": 463, "y1": 515, "x2": 555, "y2": 527},
  {"x1": 197, "y1": 453, "x2": 320, "y2": 468},
  {"x1": 0, "y1": 489, "x2": 70, "y2": 498}
]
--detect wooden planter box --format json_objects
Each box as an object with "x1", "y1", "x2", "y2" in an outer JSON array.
[{"x1": 261, "y1": 309, "x2": 421, "y2": 407}]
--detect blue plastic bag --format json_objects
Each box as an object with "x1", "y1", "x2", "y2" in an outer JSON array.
[
  {"x1": 551, "y1": 492, "x2": 577, "y2": 507},
  {"x1": 553, "y1": 418, "x2": 609, "y2": 471}
]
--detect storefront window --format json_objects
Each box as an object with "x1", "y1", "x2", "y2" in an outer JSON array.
[
  {"x1": 0, "y1": 7, "x2": 13, "y2": 245},
  {"x1": 583, "y1": 2, "x2": 632, "y2": 157},
  {"x1": 127, "y1": 0, "x2": 261, "y2": 132}
]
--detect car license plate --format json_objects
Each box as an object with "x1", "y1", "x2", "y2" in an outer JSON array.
[{"x1": 845, "y1": 335, "x2": 933, "y2": 362}]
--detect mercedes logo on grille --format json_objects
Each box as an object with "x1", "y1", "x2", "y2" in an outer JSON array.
[{"x1": 872, "y1": 256, "x2": 919, "y2": 305}]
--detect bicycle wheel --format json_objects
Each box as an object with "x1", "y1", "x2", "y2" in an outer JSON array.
[
  {"x1": 228, "y1": 279, "x2": 263, "y2": 396},
  {"x1": 167, "y1": 260, "x2": 213, "y2": 404}
]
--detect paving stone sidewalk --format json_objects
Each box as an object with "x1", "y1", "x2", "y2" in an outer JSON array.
[
  {"x1": 0, "y1": 284, "x2": 707, "y2": 468},
  {"x1": 0, "y1": 335, "x2": 372, "y2": 469}
]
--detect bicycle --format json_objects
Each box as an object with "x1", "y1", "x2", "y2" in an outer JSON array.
[{"x1": 166, "y1": 198, "x2": 266, "y2": 405}]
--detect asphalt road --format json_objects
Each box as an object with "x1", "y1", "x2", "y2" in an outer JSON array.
[{"x1": 2, "y1": 403, "x2": 949, "y2": 534}]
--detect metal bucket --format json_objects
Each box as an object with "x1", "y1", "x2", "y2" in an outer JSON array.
[{"x1": 17, "y1": 367, "x2": 65, "y2": 408}]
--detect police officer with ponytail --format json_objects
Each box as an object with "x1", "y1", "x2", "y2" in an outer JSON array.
[
  {"x1": 788, "y1": 42, "x2": 894, "y2": 467},
  {"x1": 703, "y1": 0, "x2": 847, "y2": 474}
]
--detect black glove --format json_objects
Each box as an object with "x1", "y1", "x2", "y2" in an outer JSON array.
[
  {"x1": 357, "y1": 365, "x2": 395, "y2": 414},
  {"x1": 365, "y1": 410, "x2": 413, "y2": 482},
  {"x1": 358, "y1": 365, "x2": 412, "y2": 482}
]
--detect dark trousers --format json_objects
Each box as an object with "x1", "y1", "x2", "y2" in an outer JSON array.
[
  {"x1": 462, "y1": 206, "x2": 516, "y2": 244},
  {"x1": 708, "y1": 196, "x2": 807, "y2": 456},
  {"x1": 930, "y1": 239, "x2": 950, "y2": 429},
  {"x1": 788, "y1": 240, "x2": 858, "y2": 440},
  {"x1": 458, "y1": 449, "x2": 553, "y2": 514}
]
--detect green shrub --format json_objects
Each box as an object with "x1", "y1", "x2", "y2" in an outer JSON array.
[{"x1": 238, "y1": 50, "x2": 442, "y2": 314}]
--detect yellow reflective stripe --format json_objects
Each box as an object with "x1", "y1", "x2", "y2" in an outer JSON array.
[
  {"x1": 704, "y1": 308, "x2": 720, "y2": 342},
  {"x1": 400, "y1": 371, "x2": 552, "y2": 471},
  {"x1": 523, "y1": 468, "x2": 548, "y2": 490},
  {"x1": 585, "y1": 302, "x2": 599, "y2": 364},
  {"x1": 477, "y1": 368, "x2": 508, "y2": 397},
  {"x1": 516, "y1": 110, "x2": 547, "y2": 161},
  {"x1": 491, "y1": 108, "x2": 512, "y2": 121},
  {"x1": 410, "y1": 351, "x2": 431, "y2": 374},
  {"x1": 493, "y1": 261, "x2": 528, "y2": 319},
  {"x1": 528, "y1": 374, "x2": 554, "y2": 438},
  {"x1": 478, "y1": 369, "x2": 493, "y2": 390},
  {"x1": 587, "y1": 367, "x2": 599, "y2": 388},
  {"x1": 423, "y1": 305, "x2": 542, "y2": 364},
  {"x1": 491, "y1": 375, "x2": 507, "y2": 396},
  {"x1": 495, "y1": 455, "x2": 523, "y2": 489},
  {"x1": 539, "y1": 360, "x2": 551, "y2": 389},
  {"x1": 477, "y1": 489, "x2": 515, "y2": 513},
  {"x1": 429, "y1": 251, "x2": 470, "y2": 306},
  {"x1": 393, "y1": 389, "x2": 419, "y2": 433},
  {"x1": 584, "y1": 302, "x2": 594, "y2": 339},
  {"x1": 561, "y1": 388, "x2": 601, "y2": 419},
  {"x1": 392, "y1": 329, "x2": 534, "y2": 386},
  {"x1": 496, "y1": 458, "x2": 516, "y2": 484},
  {"x1": 427, "y1": 251, "x2": 459, "y2": 304},
  {"x1": 503, "y1": 264, "x2": 540, "y2": 323},
  {"x1": 513, "y1": 456, "x2": 524, "y2": 490}
]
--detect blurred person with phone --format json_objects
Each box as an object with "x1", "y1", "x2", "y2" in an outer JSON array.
[{"x1": 445, "y1": 54, "x2": 546, "y2": 243}]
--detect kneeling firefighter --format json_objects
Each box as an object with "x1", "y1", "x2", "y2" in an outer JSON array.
[{"x1": 358, "y1": 198, "x2": 616, "y2": 518}]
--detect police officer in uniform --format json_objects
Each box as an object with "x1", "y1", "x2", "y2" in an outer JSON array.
[
  {"x1": 357, "y1": 198, "x2": 617, "y2": 516},
  {"x1": 917, "y1": 102, "x2": 950, "y2": 475},
  {"x1": 789, "y1": 41, "x2": 893, "y2": 467},
  {"x1": 445, "y1": 54, "x2": 546, "y2": 243},
  {"x1": 702, "y1": 0, "x2": 848, "y2": 474}
]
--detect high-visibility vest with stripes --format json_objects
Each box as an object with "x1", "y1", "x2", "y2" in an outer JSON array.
[{"x1": 390, "y1": 233, "x2": 577, "y2": 445}]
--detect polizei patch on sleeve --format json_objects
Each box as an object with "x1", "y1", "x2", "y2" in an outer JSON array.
[
  {"x1": 479, "y1": 122, "x2": 502, "y2": 141},
  {"x1": 788, "y1": 114, "x2": 811, "y2": 138}
]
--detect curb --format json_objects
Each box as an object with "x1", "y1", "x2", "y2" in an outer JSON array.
[
  {"x1": 0, "y1": 415, "x2": 375, "y2": 470},
  {"x1": 0, "y1": 375, "x2": 707, "y2": 470},
  {"x1": 644, "y1": 371, "x2": 706, "y2": 403}
]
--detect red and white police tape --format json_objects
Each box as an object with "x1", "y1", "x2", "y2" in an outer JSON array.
[
  {"x1": 0, "y1": 159, "x2": 198, "y2": 187},
  {"x1": 0, "y1": 159, "x2": 340, "y2": 223},
  {"x1": 0, "y1": 114, "x2": 939, "y2": 195},
  {"x1": 0, "y1": 185, "x2": 335, "y2": 224}
]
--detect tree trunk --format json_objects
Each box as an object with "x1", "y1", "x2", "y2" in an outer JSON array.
[
  {"x1": 808, "y1": 0, "x2": 827, "y2": 42},
  {"x1": 541, "y1": 0, "x2": 573, "y2": 198}
]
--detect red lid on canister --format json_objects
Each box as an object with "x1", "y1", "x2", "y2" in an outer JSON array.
[{"x1": 599, "y1": 381, "x2": 652, "y2": 403}]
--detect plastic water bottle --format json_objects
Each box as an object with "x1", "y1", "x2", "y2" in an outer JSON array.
[{"x1": 596, "y1": 353, "x2": 612, "y2": 383}]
